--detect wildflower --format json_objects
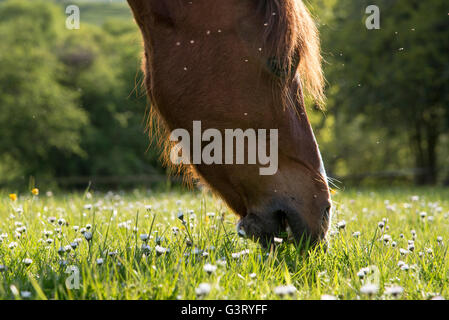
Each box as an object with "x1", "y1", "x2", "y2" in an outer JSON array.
[
  {"x1": 96, "y1": 258, "x2": 104, "y2": 266},
  {"x1": 391, "y1": 241, "x2": 397, "y2": 248},
  {"x1": 16, "y1": 226, "x2": 26, "y2": 234},
  {"x1": 206, "y1": 212, "x2": 216, "y2": 218},
  {"x1": 73, "y1": 226, "x2": 79, "y2": 232},
  {"x1": 249, "y1": 273, "x2": 257, "y2": 279},
  {"x1": 231, "y1": 252, "x2": 241, "y2": 259},
  {"x1": 237, "y1": 227, "x2": 247, "y2": 238},
  {"x1": 385, "y1": 286, "x2": 404, "y2": 297},
  {"x1": 400, "y1": 264, "x2": 410, "y2": 271},
  {"x1": 352, "y1": 231, "x2": 361, "y2": 238},
  {"x1": 48, "y1": 217, "x2": 56, "y2": 224},
  {"x1": 408, "y1": 244, "x2": 415, "y2": 252},
  {"x1": 203, "y1": 264, "x2": 217, "y2": 275},
  {"x1": 9, "y1": 194, "x2": 17, "y2": 201},
  {"x1": 155, "y1": 245, "x2": 169, "y2": 256},
  {"x1": 360, "y1": 284, "x2": 379, "y2": 296},
  {"x1": 399, "y1": 248, "x2": 409, "y2": 256},
  {"x1": 22, "y1": 258, "x2": 33, "y2": 266},
  {"x1": 437, "y1": 236, "x2": 443, "y2": 244},
  {"x1": 273, "y1": 237, "x2": 283, "y2": 244},
  {"x1": 31, "y1": 188, "x2": 39, "y2": 196},
  {"x1": 8, "y1": 242, "x2": 18, "y2": 249},
  {"x1": 21, "y1": 291, "x2": 32, "y2": 299},
  {"x1": 86, "y1": 224, "x2": 92, "y2": 230},
  {"x1": 84, "y1": 232, "x2": 93, "y2": 241},
  {"x1": 108, "y1": 250, "x2": 118, "y2": 257},
  {"x1": 411, "y1": 195, "x2": 419, "y2": 202},
  {"x1": 321, "y1": 294, "x2": 337, "y2": 300},
  {"x1": 195, "y1": 283, "x2": 211, "y2": 297},
  {"x1": 141, "y1": 244, "x2": 151, "y2": 254},
  {"x1": 0, "y1": 265, "x2": 6, "y2": 272},
  {"x1": 419, "y1": 211, "x2": 427, "y2": 219},
  {"x1": 217, "y1": 259, "x2": 227, "y2": 267},
  {"x1": 58, "y1": 218, "x2": 66, "y2": 226},
  {"x1": 381, "y1": 234, "x2": 392, "y2": 244},
  {"x1": 177, "y1": 211, "x2": 184, "y2": 222},
  {"x1": 274, "y1": 285, "x2": 296, "y2": 297},
  {"x1": 140, "y1": 234, "x2": 149, "y2": 242},
  {"x1": 70, "y1": 242, "x2": 78, "y2": 249},
  {"x1": 337, "y1": 220, "x2": 346, "y2": 230},
  {"x1": 378, "y1": 221, "x2": 385, "y2": 229},
  {"x1": 58, "y1": 247, "x2": 66, "y2": 256},
  {"x1": 357, "y1": 267, "x2": 370, "y2": 279},
  {"x1": 172, "y1": 227, "x2": 179, "y2": 235}
]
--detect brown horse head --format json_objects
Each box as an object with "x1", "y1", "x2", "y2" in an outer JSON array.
[{"x1": 127, "y1": 0, "x2": 332, "y2": 247}]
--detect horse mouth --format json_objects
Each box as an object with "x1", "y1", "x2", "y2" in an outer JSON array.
[
  {"x1": 280, "y1": 212, "x2": 295, "y2": 243},
  {"x1": 237, "y1": 210, "x2": 312, "y2": 247}
]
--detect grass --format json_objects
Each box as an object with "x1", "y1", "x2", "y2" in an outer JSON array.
[{"x1": 0, "y1": 187, "x2": 448, "y2": 300}]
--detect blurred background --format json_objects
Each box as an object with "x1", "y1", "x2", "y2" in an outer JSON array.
[{"x1": 0, "y1": 0, "x2": 447, "y2": 190}]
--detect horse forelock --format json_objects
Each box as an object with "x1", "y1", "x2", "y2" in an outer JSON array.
[{"x1": 261, "y1": 0, "x2": 325, "y2": 108}]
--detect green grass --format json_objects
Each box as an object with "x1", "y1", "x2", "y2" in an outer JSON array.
[{"x1": 0, "y1": 187, "x2": 448, "y2": 300}]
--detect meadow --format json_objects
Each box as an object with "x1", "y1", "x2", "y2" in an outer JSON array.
[{"x1": 0, "y1": 187, "x2": 447, "y2": 300}]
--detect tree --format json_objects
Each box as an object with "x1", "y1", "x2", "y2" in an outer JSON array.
[
  {"x1": 315, "y1": 0, "x2": 449, "y2": 184},
  {"x1": 0, "y1": 0, "x2": 88, "y2": 182}
]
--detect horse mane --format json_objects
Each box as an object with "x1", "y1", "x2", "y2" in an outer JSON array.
[
  {"x1": 140, "y1": 0, "x2": 325, "y2": 185},
  {"x1": 260, "y1": 0, "x2": 325, "y2": 107}
]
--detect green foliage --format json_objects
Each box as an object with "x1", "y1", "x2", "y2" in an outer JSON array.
[
  {"x1": 0, "y1": 0, "x2": 161, "y2": 185},
  {"x1": 0, "y1": 1, "x2": 87, "y2": 181},
  {"x1": 312, "y1": 0, "x2": 449, "y2": 184}
]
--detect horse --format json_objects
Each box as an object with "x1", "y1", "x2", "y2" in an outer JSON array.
[{"x1": 127, "y1": 0, "x2": 332, "y2": 247}]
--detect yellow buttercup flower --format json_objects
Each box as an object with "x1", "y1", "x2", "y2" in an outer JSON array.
[
  {"x1": 330, "y1": 189, "x2": 337, "y2": 196},
  {"x1": 31, "y1": 188, "x2": 39, "y2": 196},
  {"x1": 9, "y1": 193, "x2": 17, "y2": 201}
]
